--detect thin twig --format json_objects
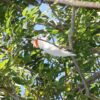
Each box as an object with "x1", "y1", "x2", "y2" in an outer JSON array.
[{"x1": 68, "y1": 7, "x2": 90, "y2": 96}]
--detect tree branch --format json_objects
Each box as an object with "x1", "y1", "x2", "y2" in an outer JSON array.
[
  {"x1": 68, "y1": 7, "x2": 90, "y2": 96},
  {"x1": 1, "y1": 0, "x2": 100, "y2": 10},
  {"x1": 47, "y1": 0, "x2": 100, "y2": 9},
  {"x1": 74, "y1": 71, "x2": 100, "y2": 92}
]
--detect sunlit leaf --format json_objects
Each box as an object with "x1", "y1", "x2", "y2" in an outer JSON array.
[
  {"x1": 22, "y1": 7, "x2": 28, "y2": 16},
  {"x1": 0, "y1": 59, "x2": 9, "y2": 70},
  {"x1": 52, "y1": 29, "x2": 59, "y2": 34},
  {"x1": 66, "y1": 83, "x2": 71, "y2": 92},
  {"x1": 0, "y1": 54, "x2": 5, "y2": 59}
]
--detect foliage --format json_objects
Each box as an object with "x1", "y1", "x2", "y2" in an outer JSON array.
[{"x1": 0, "y1": 0, "x2": 100, "y2": 99}]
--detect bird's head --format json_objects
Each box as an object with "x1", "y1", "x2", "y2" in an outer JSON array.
[
  {"x1": 31, "y1": 35, "x2": 40, "y2": 48},
  {"x1": 31, "y1": 34, "x2": 49, "y2": 48}
]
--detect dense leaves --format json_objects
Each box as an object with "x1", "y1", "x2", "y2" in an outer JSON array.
[{"x1": 0, "y1": 0, "x2": 100, "y2": 99}]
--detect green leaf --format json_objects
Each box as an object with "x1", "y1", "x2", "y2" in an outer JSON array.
[
  {"x1": 22, "y1": 7, "x2": 28, "y2": 16},
  {"x1": 22, "y1": 6, "x2": 39, "y2": 17},
  {"x1": 0, "y1": 54, "x2": 5, "y2": 59},
  {"x1": 0, "y1": 59, "x2": 9, "y2": 70},
  {"x1": 52, "y1": 29, "x2": 59, "y2": 34},
  {"x1": 39, "y1": 63, "x2": 44, "y2": 72},
  {"x1": 6, "y1": 17, "x2": 11, "y2": 28},
  {"x1": 13, "y1": 76, "x2": 25, "y2": 85},
  {"x1": 66, "y1": 83, "x2": 71, "y2": 91}
]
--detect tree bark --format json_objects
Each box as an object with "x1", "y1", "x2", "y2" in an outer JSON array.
[{"x1": 47, "y1": 0, "x2": 100, "y2": 9}]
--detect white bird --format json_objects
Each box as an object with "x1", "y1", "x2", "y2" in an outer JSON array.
[{"x1": 31, "y1": 34, "x2": 76, "y2": 57}]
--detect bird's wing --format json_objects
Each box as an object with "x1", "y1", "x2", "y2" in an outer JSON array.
[{"x1": 37, "y1": 39, "x2": 76, "y2": 57}]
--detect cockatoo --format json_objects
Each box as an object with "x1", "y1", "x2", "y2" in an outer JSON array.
[{"x1": 31, "y1": 34, "x2": 76, "y2": 57}]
